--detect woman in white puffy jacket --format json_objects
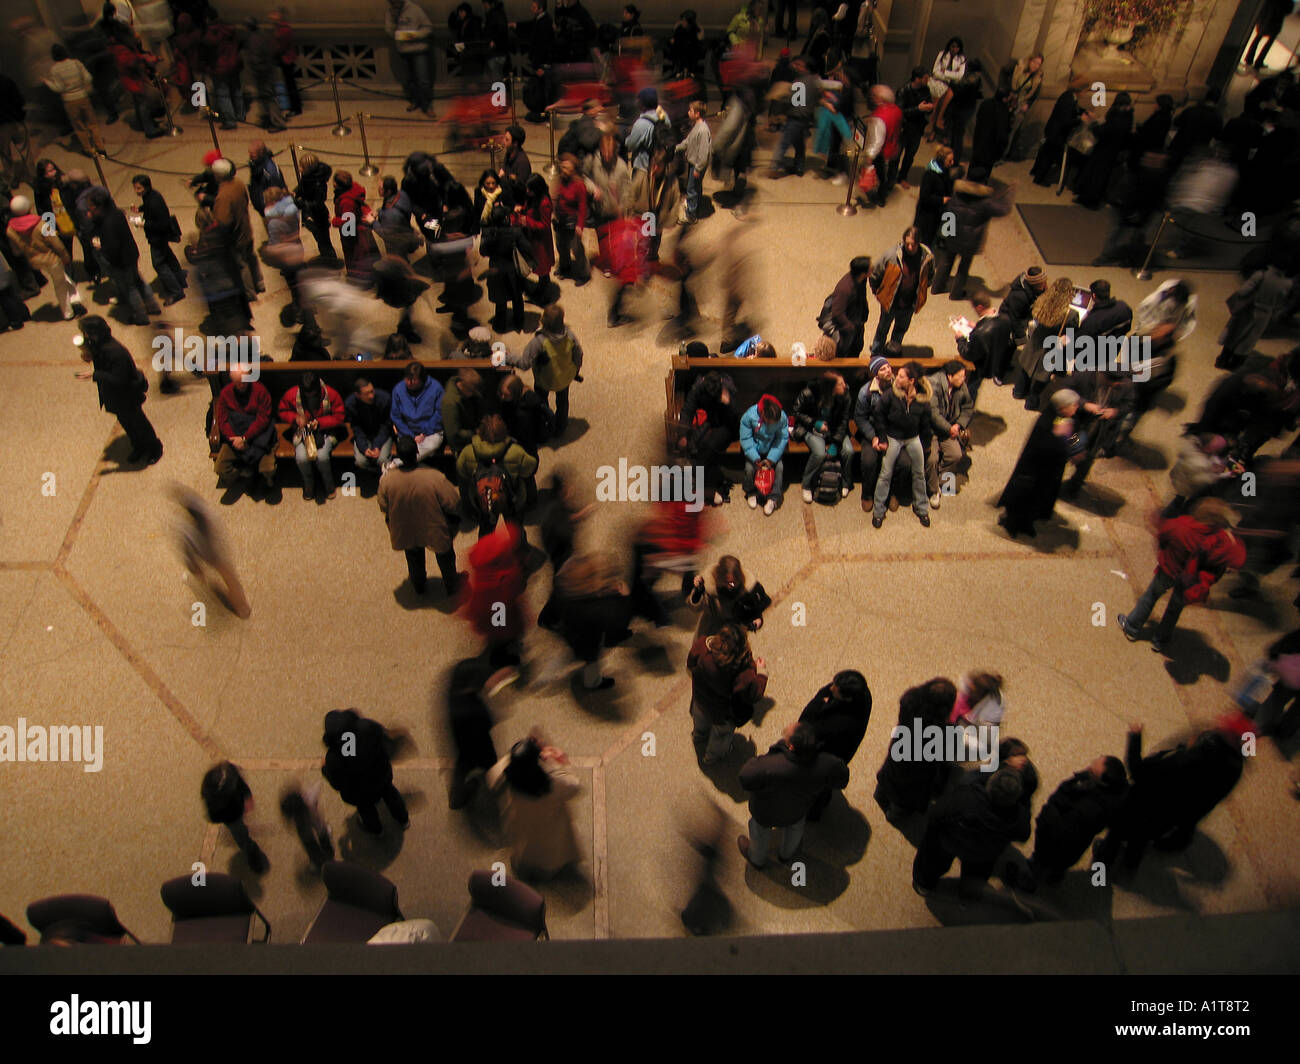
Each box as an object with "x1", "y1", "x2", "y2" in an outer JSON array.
[{"x1": 927, "y1": 36, "x2": 966, "y2": 138}]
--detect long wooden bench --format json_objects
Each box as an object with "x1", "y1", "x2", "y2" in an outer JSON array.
[
  {"x1": 665, "y1": 355, "x2": 975, "y2": 455},
  {"x1": 207, "y1": 359, "x2": 513, "y2": 463}
]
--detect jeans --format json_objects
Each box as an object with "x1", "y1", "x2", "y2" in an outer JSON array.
[
  {"x1": 407, "y1": 432, "x2": 444, "y2": 463},
  {"x1": 690, "y1": 701, "x2": 734, "y2": 761},
  {"x1": 537, "y1": 388, "x2": 569, "y2": 436},
  {"x1": 212, "y1": 74, "x2": 245, "y2": 125},
  {"x1": 1122, "y1": 571, "x2": 1185, "y2": 642},
  {"x1": 874, "y1": 436, "x2": 928, "y2": 519},
  {"x1": 399, "y1": 48, "x2": 433, "y2": 111},
  {"x1": 814, "y1": 107, "x2": 852, "y2": 158},
  {"x1": 743, "y1": 457, "x2": 784, "y2": 501},
  {"x1": 802, "y1": 433, "x2": 853, "y2": 489},
  {"x1": 773, "y1": 116, "x2": 809, "y2": 174},
  {"x1": 872, "y1": 301, "x2": 915, "y2": 353},
  {"x1": 351, "y1": 436, "x2": 394, "y2": 472},
  {"x1": 149, "y1": 241, "x2": 185, "y2": 302},
  {"x1": 108, "y1": 266, "x2": 160, "y2": 323},
  {"x1": 294, "y1": 435, "x2": 337, "y2": 493},
  {"x1": 685, "y1": 167, "x2": 703, "y2": 219},
  {"x1": 747, "y1": 815, "x2": 805, "y2": 866},
  {"x1": 252, "y1": 71, "x2": 286, "y2": 129}
]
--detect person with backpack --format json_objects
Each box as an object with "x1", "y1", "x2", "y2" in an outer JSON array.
[
  {"x1": 688, "y1": 622, "x2": 767, "y2": 764},
  {"x1": 455, "y1": 413, "x2": 540, "y2": 536},
  {"x1": 819, "y1": 257, "x2": 872, "y2": 358},
  {"x1": 627, "y1": 87, "x2": 666, "y2": 174},
  {"x1": 792, "y1": 370, "x2": 853, "y2": 504},
  {"x1": 687, "y1": 555, "x2": 767, "y2": 638},
  {"x1": 505, "y1": 302, "x2": 584, "y2": 437}
]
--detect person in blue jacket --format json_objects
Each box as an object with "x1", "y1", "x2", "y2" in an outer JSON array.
[
  {"x1": 740, "y1": 393, "x2": 789, "y2": 515},
  {"x1": 390, "y1": 360, "x2": 445, "y2": 464}
]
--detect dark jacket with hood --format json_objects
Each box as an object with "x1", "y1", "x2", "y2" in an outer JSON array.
[
  {"x1": 864, "y1": 373, "x2": 934, "y2": 445},
  {"x1": 740, "y1": 739, "x2": 849, "y2": 827},
  {"x1": 791, "y1": 382, "x2": 852, "y2": 447}
]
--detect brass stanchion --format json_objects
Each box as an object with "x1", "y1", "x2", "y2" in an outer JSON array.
[
  {"x1": 510, "y1": 74, "x2": 519, "y2": 125},
  {"x1": 152, "y1": 73, "x2": 183, "y2": 136},
  {"x1": 1135, "y1": 211, "x2": 1172, "y2": 281},
  {"x1": 545, "y1": 107, "x2": 558, "y2": 176},
  {"x1": 484, "y1": 139, "x2": 502, "y2": 173},
  {"x1": 289, "y1": 143, "x2": 302, "y2": 182},
  {"x1": 837, "y1": 145, "x2": 863, "y2": 216},
  {"x1": 202, "y1": 108, "x2": 221, "y2": 153},
  {"x1": 326, "y1": 55, "x2": 351, "y2": 137},
  {"x1": 91, "y1": 152, "x2": 114, "y2": 203},
  {"x1": 357, "y1": 113, "x2": 379, "y2": 176}
]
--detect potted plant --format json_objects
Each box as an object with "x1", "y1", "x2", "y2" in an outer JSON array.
[{"x1": 1085, "y1": 0, "x2": 1183, "y2": 54}]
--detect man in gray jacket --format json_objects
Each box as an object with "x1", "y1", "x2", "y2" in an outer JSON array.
[
  {"x1": 927, "y1": 360, "x2": 973, "y2": 509},
  {"x1": 738, "y1": 722, "x2": 849, "y2": 867},
  {"x1": 677, "y1": 99, "x2": 711, "y2": 223}
]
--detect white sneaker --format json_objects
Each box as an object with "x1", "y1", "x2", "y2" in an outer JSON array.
[
  {"x1": 712, "y1": 491, "x2": 724, "y2": 506},
  {"x1": 830, "y1": 173, "x2": 848, "y2": 186},
  {"x1": 63, "y1": 307, "x2": 75, "y2": 320},
  {"x1": 763, "y1": 499, "x2": 776, "y2": 516},
  {"x1": 747, "y1": 495, "x2": 758, "y2": 509},
  {"x1": 840, "y1": 486, "x2": 851, "y2": 498},
  {"x1": 802, "y1": 489, "x2": 814, "y2": 503},
  {"x1": 929, "y1": 492, "x2": 942, "y2": 509},
  {"x1": 108, "y1": 297, "x2": 119, "y2": 305}
]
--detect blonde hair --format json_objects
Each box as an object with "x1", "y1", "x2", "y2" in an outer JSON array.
[
  {"x1": 813, "y1": 335, "x2": 837, "y2": 361},
  {"x1": 1032, "y1": 278, "x2": 1074, "y2": 328}
]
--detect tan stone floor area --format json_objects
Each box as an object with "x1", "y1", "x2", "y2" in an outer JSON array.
[{"x1": 0, "y1": 93, "x2": 1297, "y2": 954}]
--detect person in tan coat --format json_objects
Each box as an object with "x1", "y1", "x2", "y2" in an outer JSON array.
[
  {"x1": 377, "y1": 434, "x2": 462, "y2": 595},
  {"x1": 212, "y1": 157, "x2": 263, "y2": 301},
  {"x1": 44, "y1": 44, "x2": 105, "y2": 156},
  {"x1": 6, "y1": 194, "x2": 80, "y2": 319},
  {"x1": 487, "y1": 734, "x2": 582, "y2": 880}
]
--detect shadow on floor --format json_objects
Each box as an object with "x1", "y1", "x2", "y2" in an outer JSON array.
[
  {"x1": 1106, "y1": 830, "x2": 1231, "y2": 912},
  {"x1": 1163, "y1": 630, "x2": 1232, "y2": 685}
]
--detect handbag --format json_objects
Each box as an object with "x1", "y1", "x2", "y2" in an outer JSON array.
[
  {"x1": 733, "y1": 581, "x2": 771, "y2": 625},
  {"x1": 857, "y1": 162, "x2": 879, "y2": 194},
  {"x1": 753, "y1": 460, "x2": 775, "y2": 497},
  {"x1": 1066, "y1": 122, "x2": 1097, "y2": 156}
]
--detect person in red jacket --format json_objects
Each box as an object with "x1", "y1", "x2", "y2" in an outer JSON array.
[
  {"x1": 269, "y1": 10, "x2": 302, "y2": 116},
  {"x1": 1119, "y1": 497, "x2": 1247, "y2": 654},
  {"x1": 331, "y1": 171, "x2": 378, "y2": 283},
  {"x1": 204, "y1": 17, "x2": 245, "y2": 129},
  {"x1": 278, "y1": 370, "x2": 346, "y2": 499},
  {"x1": 461, "y1": 519, "x2": 529, "y2": 689},
  {"x1": 106, "y1": 21, "x2": 166, "y2": 138},
  {"x1": 551, "y1": 154, "x2": 590, "y2": 284}
]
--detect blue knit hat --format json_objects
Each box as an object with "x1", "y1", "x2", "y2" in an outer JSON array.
[
  {"x1": 638, "y1": 87, "x2": 659, "y2": 110},
  {"x1": 867, "y1": 355, "x2": 890, "y2": 379}
]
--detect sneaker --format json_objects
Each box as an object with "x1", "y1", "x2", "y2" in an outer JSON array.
[
  {"x1": 840, "y1": 486, "x2": 850, "y2": 498},
  {"x1": 1117, "y1": 614, "x2": 1140, "y2": 642},
  {"x1": 713, "y1": 491, "x2": 725, "y2": 506},
  {"x1": 763, "y1": 499, "x2": 776, "y2": 516},
  {"x1": 917, "y1": 511, "x2": 931, "y2": 527},
  {"x1": 1150, "y1": 637, "x2": 1167, "y2": 655},
  {"x1": 802, "y1": 488, "x2": 814, "y2": 503},
  {"x1": 485, "y1": 666, "x2": 520, "y2": 696},
  {"x1": 872, "y1": 514, "x2": 884, "y2": 528},
  {"x1": 747, "y1": 494, "x2": 758, "y2": 509},
  {"x1": 929, "y1": 492, "x2": 942, "y2": 509}
]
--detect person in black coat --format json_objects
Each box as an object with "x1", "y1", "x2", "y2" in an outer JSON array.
[
  {"x1": 913, "y1": 146, "x2": 955, "y2": 250},
  {"x1": 1073, "y1": 92, "x2": 1133, "y2": 208},
  {"x1": 912, "y1": 766, "x2": 1031, "y2": 897},
  {"x1": 874, "y1": 676, "x2": 958, "y2": 821},
  {"x1": 969, "y1": 88, "x2": 1013, "y2": 178},
  {"x1": 996, "y1": 388, "x2": 1081, "y2": 538},
  {"x1": 295, "y1": 152, "x2": 336, "y2": 260},
  {"x1": 997, "y1": 265, "x2": 1045, "y2": 341},
  {"x1": 944, "y1": 60, "x2": 984, "y2": 168},
  {"x1": 738, "y1": 722, "x2": 849, "y2": 867},
  {"x1": 1031, "y1": 80, "x2": 1088, "y2": 186},
  {"x1": 201, "y1": 761, "x2": 268, "y2": 873},
  {"x1": 321, "y1": 708, "x2": 410, "y2": 835},
  {"x1": 799, "y1": 669, "x2": 871, "y2": 819},
  {"x1": 895, "y1": 67, "x2": 934, "y2": 188},
  {"x1": 76, "y1": 314, "x2": 162, "y2": 464},
  {"x1": 677, "y1": 369, "x2": 739, "y2": 504},
  {"x1": 85, "y1": 188, "x2": 161, "y2": 326},
  {"x1": 1129, "y1": 94, "x2": 1174, "y2": 168},
  {"x1": 1167, "y1": 89, "x2": 1223, "y2": 170},
  {"x1": 553, "y1": 551, "x2": 631, "y2": 691},
  {"x1": 931, "y1": 178, "x2": 1014, "y2": 301},
  {"x1": 960, "y1": 289, "x2": 1015, "y2": 384},
  {"x1": 791, "y1": 370, "x2": 854, "y2": 500},
  {"x1": 446, "y1": 657, "x2": 499, "y2": 809},
  {"x1": 1020, "y1": 754, "x2": 1129, "y2": 887},
  {"x1": 1094, "y1": 722, "x2": 1245, "y2": 870},
  {"x1": 133, "y1": 174, "x2": 186, "y2": 305},
  {"x1": 478, "y1": 202, "x2": 536, "y2": 332}
]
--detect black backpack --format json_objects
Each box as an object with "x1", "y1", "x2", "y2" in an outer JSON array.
[{"x1": 815, "y1": 459, "x2": 844, "y2": 505}]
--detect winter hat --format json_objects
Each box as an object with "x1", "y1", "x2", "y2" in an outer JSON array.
[
  {"x1": 1049, "y1": 388, "x2": 1080, "y2": 412},
  {"x1": 468, "y1": 325, "x2": 492, "y2": 344},
  {"x1": 211, "y1": 158, "x2": 234, "y2": 180},
  {"x1": 8, "y1": 195, "x2": 31, "y2": 215},
  {"x1": 202, "y1": 149, "x2": 224, "y2": 168},
  {"x1": 867, "y1": 354, "x2": 890, "y2": 379},
  {"x1": 1025, "y1": 265, "x2": 1047, "y2": 287},
  {"x1": 637, "y1": 87, "x2": 659, "y2": 110}
]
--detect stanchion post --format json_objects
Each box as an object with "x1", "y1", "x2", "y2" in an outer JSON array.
[
  {"x1": 837, "y1": 145, "x2": 862, "y2": 216},
  {"x1": 91, "y1": 152, "x2": 114, "y2": 203},
  {"x1": 511, "y1": 74, "x2": 520, "y2": 125},
  {"x1": 357, "y1": 113, "x2": 378, "y2": 176},
  {"x1": 545, "y1": 107, "x2": 558, "y2": 176},
  {"x1": 1135, "y1": 211, "x2": 1171, "y2": 281},
  {"x1": 289, "y1": 143, "x2": 302, "y2": 182},
  {"x1": 153, "y1": 73, "x2": 183, "y2": 136},
  {"x1": 203, "y1": 108, "x2": 221, "y2": 153},
  {"x1": 327, "y1": 54, "x2": 351, "y2": 137}
]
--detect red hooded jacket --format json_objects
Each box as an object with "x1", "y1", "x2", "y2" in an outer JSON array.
[
  {"x1": 1154, "y1": 515, "x2": 1246, "y2": 603},
  {"x1": 461, "y1": 522, "x2": 527, "y2": 640}
]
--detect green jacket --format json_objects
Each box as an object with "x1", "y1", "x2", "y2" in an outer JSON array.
[
  {"x1": 512, "y1": 328, "x2": 583, "y2": 393},
  {"x1": 441, "y1": 384, "x2": 485, "y2": 452},
  {"x1": 455, "y1": 433, "x2": 539, "y2": 512}
]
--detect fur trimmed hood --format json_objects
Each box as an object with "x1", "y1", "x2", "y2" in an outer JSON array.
[{"x1": 892, "y1": 374, "x2": 933, "y2": 403}]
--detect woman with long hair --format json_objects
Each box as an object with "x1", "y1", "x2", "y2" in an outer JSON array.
[
  {"x1": 513, "y1": 172, "x2": 556, "y2": 304},
  {"x1": 687, "y1": 555, "x2": 765, "y2": 637},
  {"x1": 33, "y1": 159, "x2": 76, "y2": 260},
  {"x1": 927, "y1": 36, "x2": 966, "y2": 138},
  {"x1": 687, "y1": 621, "x2": 768, "y2": 764},
  {"x1": 1012, "y1": 277, "x2": 1080, "y2": 411},
  {"x1": 295, "y1": 151, "x2": 335, "y2": 260},
  {"x1": 487, "y1": 734, "x2": 582, "y2": 880}
]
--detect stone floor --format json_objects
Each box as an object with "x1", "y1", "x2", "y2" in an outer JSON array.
[{"x1": 0, "y1": 90, "x2": 1297, "y2": 957}]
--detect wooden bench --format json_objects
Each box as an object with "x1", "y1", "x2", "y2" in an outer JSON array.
[
  {"x1": 206, "y1": 359, "x2": 514, "y2": 464},
  {"x1": 665, "y1": 355, "x2": 974, "y2": 455}
]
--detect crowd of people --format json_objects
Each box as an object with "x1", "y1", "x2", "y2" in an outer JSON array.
[{"x1": 1, "y1": 1, "x2": 1299, "y2": 944}]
